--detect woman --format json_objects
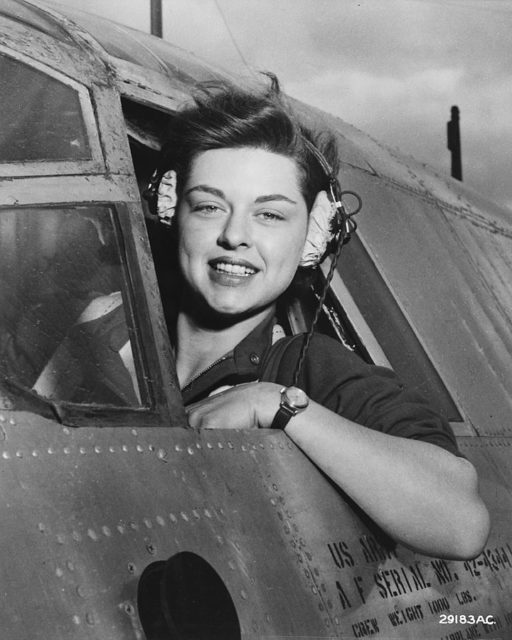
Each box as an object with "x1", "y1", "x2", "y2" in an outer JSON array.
[{"x1": 148, "y1": 77, "x2": 489, "y2": 560}]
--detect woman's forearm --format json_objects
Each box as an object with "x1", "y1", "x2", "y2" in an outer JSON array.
[{"x1": 284, "y1": 399, "x2": 490, "y2": 559}]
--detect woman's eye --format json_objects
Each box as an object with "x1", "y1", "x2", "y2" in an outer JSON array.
[
  {"x1": 258, "y1": 210, "x2": 285, "y2": 222},
  {"x1": 193, "y1": 203, "x2": 223, "y2": 214}
]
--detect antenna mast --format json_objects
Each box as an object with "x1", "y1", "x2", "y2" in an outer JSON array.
[
  {"x1": 447, "y1": 105, "x2": 462, "y2": 181},
  {"x1": 150, "y1": 0, "x2": 163, "y2": 38}
]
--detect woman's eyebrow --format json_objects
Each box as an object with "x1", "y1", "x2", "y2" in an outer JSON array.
[
  {"x1": 184, "y1": 185, "x2": 225, "y2": 199},
  {"x1": 255, "y1": 194, "x2": 297, "y2": 205}
]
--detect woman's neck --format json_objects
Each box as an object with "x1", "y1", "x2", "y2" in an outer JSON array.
[{"x1": 175, "y1": 306, "x2": 274, "y2": 388}]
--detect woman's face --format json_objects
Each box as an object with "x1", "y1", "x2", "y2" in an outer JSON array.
[{"x1": 176, "y1": 147, "x2": 308, "y2": 321}]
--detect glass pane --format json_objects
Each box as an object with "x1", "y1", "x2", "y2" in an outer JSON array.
[
  {"x1": 339, "y1": 235, "x2": 462, "y2": 422},
  {"x1": 0, "y1": 54, "x2": 90, "y2": 162},
  {"x1": 0, "y1": 206, "x2": 142, "y2": 407}
]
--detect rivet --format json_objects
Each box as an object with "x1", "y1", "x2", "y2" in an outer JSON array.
[
  {"x1": 8, "y1": 418, "x2": 16, "y2": 426},
  {"x1": 15, "y1": 450, "x2": 23, "y2": 458},
  {"x1": 127, "y1": 563, "x2": 136, "y2": 574},
  {"x1": 156, "y1": 516, "x2": 165, "y2": 526},
  {"x1": 249, "y1": 353, "x2": 260, "y2": 365},
  {"x1": 56, "y1": 534, "x2": 65, "y2": 545},
  {"x1": 227, "y1": 441, "x2": 234, "y2": 449},
  {"x1": 195, "y1": 442, "x2": 201, "y2": 449},
  {"x1": 31, "y1": 450, "x2": 38, "y2": 457},
  {"x1": 131, "y1": 429, "x2": 138, "y2": 436},
  {"x1": 87, "y1": 529, "x2": 98, "y2": 541},
  {"x1": 146, "y1": 543, "x2": 156, "y2": 555},
  {"x1": 56, "y1": 567, "x2": 64, "y2": 578},
  {"x1": 85, "y1": 612, "x2": 96, "y2": 626},
  {"x1": 67, "y1": 561, "x2": 75, "y2": 571},
  {"x1": 157, "y1": 448, "x2": 167, "y2": 460},
  {"x1": 136, "y1": 445, "x2": 143, "y2": 453},
  {"x1": 206, "y1": 442, "x2": 213, "y2": 449},
  {"x1": 175, "y1": 444, "x2": 182, "y2": 452},
  {"x1": 311, "y1": 587, "x2": 318, "y2": 595},
  {"x1": 0, "y1": 415, "x2": 5, "y2": 422},
  {"x1": 2, "y1": 451, "x2": 10, "y2": 459},
  {"x1": 117, "y1": 524, "x2": 125, "y2": 534},
  {"x1": 143, "y1": 519, "x2": 152, "y2": 529},
  {"x1": 72, "y1": 531, "x2": 82, "y2": 542},
  {"x1": 122, "y1": 445, "x2": 128, "y2": 452},
  {"x1": 181, "y1": 512, "x2": 189, "y2": 522},
  {"x1": 192, "y1": 510, "x2": 200, "y2": 519},
  {"x1": 79, "y1": 447, "x2": 87, "y2": 454},
  {"x1": 63, "y1": 447, "x2": 71, "y2": 455},
  {"x1": 240, "y1": 589, "x2": 248, "y2": 600},
  {"x1": 204, "y1": 509, "x2": 212, "y2": 518},
  {"x1": 102, "y1": 526, "x2": 112, "y2": 537},
  {"x1": 187, "y1": 446, "x2": 194, "y2": 455},
  {"x1": 129, "y1": 522, "x2": 139, "y2": 531},
  {"x1": 72, "y1": 615, "x2": 81, "y2": 625},
  {"x1": 217, "y1": 442, "x2": 224, "y2": 449},
  {"x1": 109, "y1": 446, "x2": 115, "y2": 453},
  {"x1": 169, "y1": 513, "x2": 177, "y2": 523}
]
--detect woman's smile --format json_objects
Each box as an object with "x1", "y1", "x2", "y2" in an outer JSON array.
[{"x1": 177, "y1": 147, "x2": 308, "y2": 320}]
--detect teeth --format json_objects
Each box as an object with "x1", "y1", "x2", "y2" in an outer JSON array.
[{"x1": 214, "y1": 262, "x2": 256, "y2": 276}]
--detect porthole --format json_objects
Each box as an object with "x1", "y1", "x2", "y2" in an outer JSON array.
[{"x1": 138, "y1": 552, "x2": 241, "y2": 639}]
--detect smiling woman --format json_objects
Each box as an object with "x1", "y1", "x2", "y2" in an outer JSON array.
[{"x1": 145, "y1": 77, "x2": 490, "y2": 560}]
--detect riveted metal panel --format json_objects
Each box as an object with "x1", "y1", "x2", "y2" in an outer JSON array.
[
  {"x1": 336, "y1": 167, "x2": 512, "y2": 436},
  {"x1": 0, "y1": 411, "x2": 510, "y2": 639}
]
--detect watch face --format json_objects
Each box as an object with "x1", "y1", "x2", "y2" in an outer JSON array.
[{"x1": 284, "y1": 386, "x2": 309, "y2": 410}]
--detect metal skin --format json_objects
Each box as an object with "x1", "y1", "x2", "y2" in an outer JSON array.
[{"x1": 0, "y1": 1, "x2": 511, "y2": 638}]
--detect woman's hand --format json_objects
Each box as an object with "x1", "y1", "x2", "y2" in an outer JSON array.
[{"x1": 186, "y1": 381, "x2": 282, "y2": 430}]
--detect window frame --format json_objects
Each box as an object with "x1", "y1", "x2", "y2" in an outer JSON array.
[
  {"x1": 0, "y1": 45, "x2": 104, "y2": 177},
  {"x1": 0, "y1": 201, "x2": 185, "y2": 429}
]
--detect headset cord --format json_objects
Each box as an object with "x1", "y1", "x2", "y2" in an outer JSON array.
[{"x1": 292, "y1": 195, "x2": 359, "y2": 387}]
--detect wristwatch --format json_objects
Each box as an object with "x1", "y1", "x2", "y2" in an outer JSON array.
[{"x1": 271, "y1": 386, "x2": 309, "y2": 430}]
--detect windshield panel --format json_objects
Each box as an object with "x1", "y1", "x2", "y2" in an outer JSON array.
[
  {"x1": 0, "y1": 206, "x2": 143, "y2": 407},
  {"x1": 0, "y1": 53, "x2": 90, "y2": 162}
]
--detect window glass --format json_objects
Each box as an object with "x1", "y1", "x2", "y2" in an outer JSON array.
[
  {"x1": 338, "y1": 235, "x2": 462, "y2": 422},
  {"x1": 0, "y1": 54, "x2": 90, "y2": 162},
  {"x1": 0, "y1": 206, "x2": 142, "y2": 407}
]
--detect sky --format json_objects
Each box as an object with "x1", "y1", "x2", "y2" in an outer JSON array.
[{"x1": 51, "y1": 0, "x2": 512, "y2": 212}]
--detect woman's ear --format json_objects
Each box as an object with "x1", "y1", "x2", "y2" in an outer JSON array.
[
  {"x1": 299, "y1": 190, "x2": 337, "y2": 267},
  {"x1": 157, "y1": 170, "x2": 178, "y2": 227}
]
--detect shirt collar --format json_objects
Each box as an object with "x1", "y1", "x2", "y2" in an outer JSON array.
[{"x1": 181, "y1": 313, "x2": 275, "y2": 404}]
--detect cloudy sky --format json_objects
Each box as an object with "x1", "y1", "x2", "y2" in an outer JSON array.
[{"x1": 54, "y1": 0, "x2": 512, "y2": 212}]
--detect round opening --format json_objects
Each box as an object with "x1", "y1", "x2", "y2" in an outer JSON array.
[{"x1": 138, "y1": 552, "x2": 241, "y2": 640}]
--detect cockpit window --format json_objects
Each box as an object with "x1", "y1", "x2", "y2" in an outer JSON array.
[
  {"x1": 0, "y1": 53, "x2": 90, "y2": 162},
  {"x1": 0, "y1": 206, "x2": 143, "y2": 407}
]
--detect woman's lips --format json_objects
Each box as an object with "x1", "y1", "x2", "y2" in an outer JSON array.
[{"x1": 209, "y1": 257, "x2": 259, "y2": 278}]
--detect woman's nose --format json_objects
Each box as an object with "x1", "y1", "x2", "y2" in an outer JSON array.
[{"x1": 217, "y1": 211, "x2": 251, "y2": 249}]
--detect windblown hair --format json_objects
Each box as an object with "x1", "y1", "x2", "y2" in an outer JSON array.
[{"x1": 158, "y1": 75, "x2": 339, "y2": 210}]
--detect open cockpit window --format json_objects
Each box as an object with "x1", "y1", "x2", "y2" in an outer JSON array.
[{"x1": 0, "y1": 206, "x2": 144, "y2": 408}]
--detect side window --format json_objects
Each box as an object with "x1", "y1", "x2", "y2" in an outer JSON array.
[
  {"x1": 326, "y1": 235, "x2": 462, "y2": 422},
  {"x1": 0, "y1": 53, "x2": 90, "y2": 162},
  {"x1": 0, "y1": 206, "x2": 143, "y2": 407}
]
